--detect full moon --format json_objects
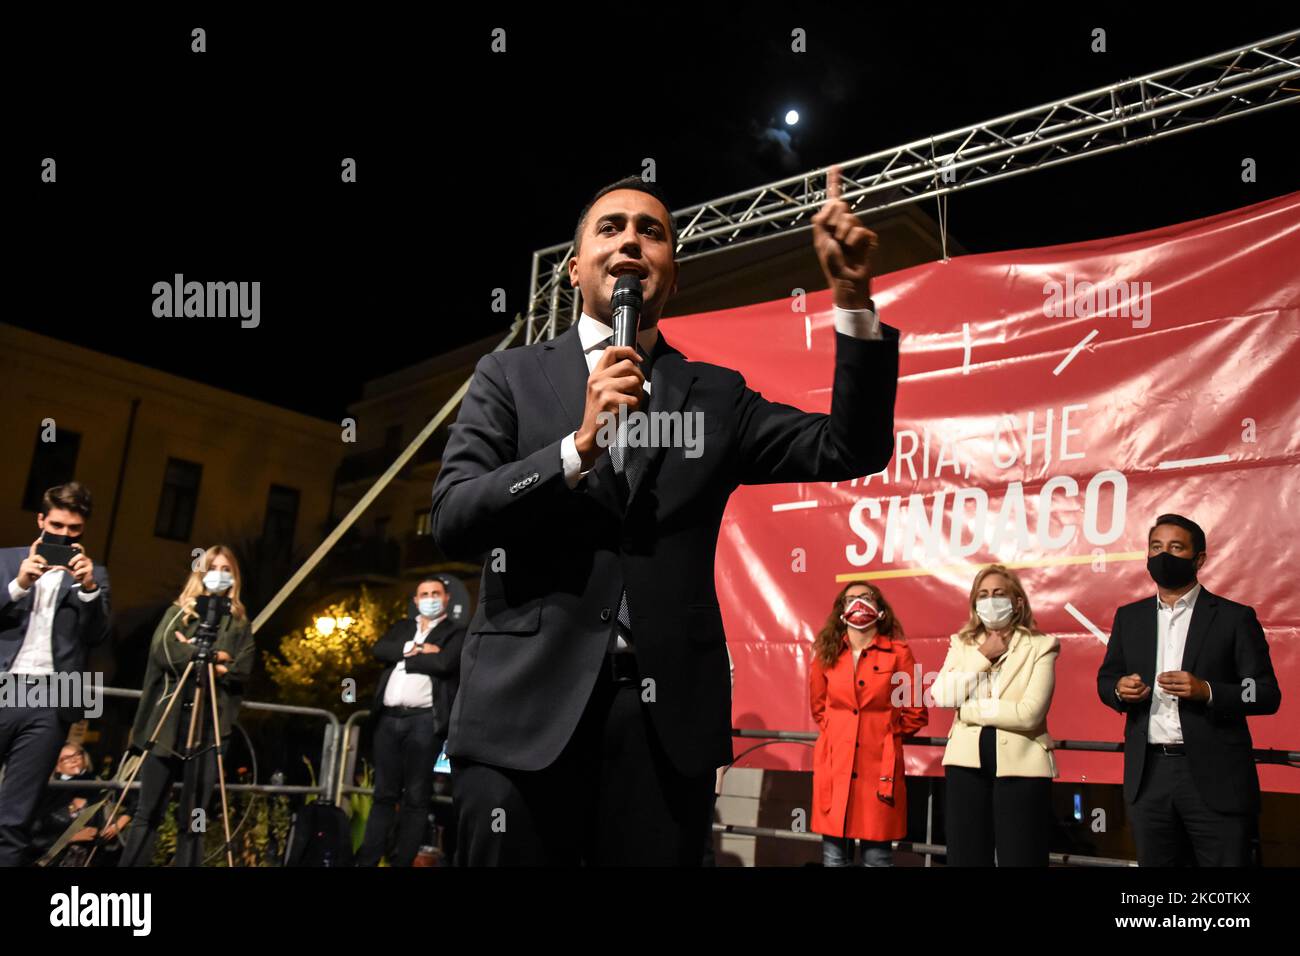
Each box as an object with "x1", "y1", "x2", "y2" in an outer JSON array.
[{"x1": 785, "y1": 109, "x2": 799, "y2": 126}]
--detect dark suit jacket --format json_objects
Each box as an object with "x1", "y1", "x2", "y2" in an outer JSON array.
[
  {"x1": 1096, "y1": 585, "x2": 1281, "y2": 814},
  {"x1": 0, "y1": 546, "x2": 112, "y2": 721},
  {"x1": 431, "y1": 320, "x2": 899, "y2": 777},
  {"x1": 372, "y1": 617, "x2": 465, "y2": 741}
]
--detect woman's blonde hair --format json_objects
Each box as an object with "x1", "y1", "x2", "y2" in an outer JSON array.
[
  {"x1": 175, "y1": 545, "x2": 247, "y2": 622},
  {"x1": 955, "y1": 563, "x2": 1043, "y2": 643}
]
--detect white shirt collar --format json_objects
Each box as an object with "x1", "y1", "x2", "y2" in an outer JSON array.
[
  {"x1": 578, "y1": 311, "x2": 660, "y2": 357},
  {"x1": 1157, "y1": 580, "x2": 1201, "y2": 611}
]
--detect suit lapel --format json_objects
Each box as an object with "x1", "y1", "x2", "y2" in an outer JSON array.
[
  {"x1": 626, "y1": 337, "x2": 695, "y2": 508},
  {"x1": 1133, "y1": 596, "x2": 1158, "y2": 685},
  {"x1": 1181, "y1": 586, "x2": 1217, "y2": 674},
  {"x1": 55, "y1": 568, "x2": 77, "y2": 607},
  {"x1": 537, "y1": 325, "x2": 622, "y2": 518}
]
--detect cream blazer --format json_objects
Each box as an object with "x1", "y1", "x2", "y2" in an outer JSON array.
[{"x1": 930, "y1": 627, "x2": 1059, "y2": 778}]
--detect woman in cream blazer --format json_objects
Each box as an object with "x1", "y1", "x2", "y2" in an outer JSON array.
[{"x1": 931, "y1": 563, "x2": 1058, "y2": 866}]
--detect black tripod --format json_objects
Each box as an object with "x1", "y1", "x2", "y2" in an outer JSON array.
[{"x1": 89, "y1": 596, "x2": 236, "y2": 867}]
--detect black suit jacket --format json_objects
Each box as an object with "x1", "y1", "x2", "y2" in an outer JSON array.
[
  {"x1": 431, "y1": 320, "x2": 899, "y2": 777},
  {"x1": 372, "y1": 617, "x2": 465, "y2": 741},
  {"x1": 1096, "y1": 585, "x2": 1281, "y2": 814},
  {"x1": 0, "y1": 546, "x2": 112, "y2": 722}
]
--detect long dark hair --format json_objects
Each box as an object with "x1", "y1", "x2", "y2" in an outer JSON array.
[{"x1": 813, "y1": 581, "x2": 905, "y2": 668}]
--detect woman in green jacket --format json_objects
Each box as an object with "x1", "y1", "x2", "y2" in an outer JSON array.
[{"x1": 118, "y1": 545, "x2": 255, "y2": 867}]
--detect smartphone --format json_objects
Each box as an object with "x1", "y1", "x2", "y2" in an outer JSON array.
[{"x1": 35, "y1": 541, "x2": 78, "y2": 568}]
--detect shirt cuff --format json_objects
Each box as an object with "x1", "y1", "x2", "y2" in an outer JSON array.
[
  {"x1": 560, "y1": 431, "x2": 590, "y2": 489},
  {"x1": 8, "y1": 578, "x2": 30, "y2": 603},
  {"x1": 76, "y1": 586, "x2": 101, "y2": 602},
  {"x1": 832, "y1": 304, "x2": 882, "y2": 340}
]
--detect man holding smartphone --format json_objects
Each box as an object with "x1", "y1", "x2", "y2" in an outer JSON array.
[{"x1": 0, "y1": 481, "x2": 112, "y2": 866}]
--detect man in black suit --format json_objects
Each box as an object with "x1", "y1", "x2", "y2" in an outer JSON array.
[
  {"x1": 0, "y1": 481, "x2": 112, "y2": 866},
  {"x1": 1097, "y1": 513, "x2": 1281, "y2": 866},
  {"x1": 431, "y1": 167, "x2": 899, "y2": 865},
  {"x1": 356, "y1": 575, "x2": 464, "y2": 866}
]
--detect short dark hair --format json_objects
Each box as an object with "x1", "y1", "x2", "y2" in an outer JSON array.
[
  {"x1": 416, "y1": 576, "x2": 448, "y2": 596},
  {"x1": 1148, "y1": 513, "x2": 1206, "y2": 553},
  {"x1": 41, "y1": 482, "x2": 92, "y2": 519},
  {"x1": 573, "y1": 176, "x2": 677, "y2": 256}
]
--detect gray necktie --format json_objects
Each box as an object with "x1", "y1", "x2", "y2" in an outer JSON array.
[
  {"x1": 600, "y1": 337, "x2": 651, "y2": 501},
  {"x1": 598, "y1": 336, "x2": 652, "y2": 639}
]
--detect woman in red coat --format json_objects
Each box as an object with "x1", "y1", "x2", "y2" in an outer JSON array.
[{"x1": 810, "y1": 581, "x2": 927, "y2": 866}]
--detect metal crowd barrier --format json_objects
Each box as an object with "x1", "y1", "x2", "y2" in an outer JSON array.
[
  {"x1": 46, "y1": 687, "x2": 341, "y2": 801},
  {"x1": 47, "y1": 690, "x2": 1296, "y2": 866}
]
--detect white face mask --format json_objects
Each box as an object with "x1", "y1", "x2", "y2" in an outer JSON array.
[
  {"x1": 203, "y1": 569, "x2": 234, "y2": 593},
  {"x1": 418, "y1": 597, "x2": 444, "y2": 619},
  {"x1": 975, "y1": 595, "x2": 1015, "y2": 630}
]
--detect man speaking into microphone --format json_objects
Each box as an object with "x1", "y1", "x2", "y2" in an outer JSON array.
[{"x1": 431, "y1": 166, "x2": 899, "y2": 865}]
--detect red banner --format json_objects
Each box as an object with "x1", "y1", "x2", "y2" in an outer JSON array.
[{"x1": 660, "y1": 190, "x2": 1300, "y2": 792}]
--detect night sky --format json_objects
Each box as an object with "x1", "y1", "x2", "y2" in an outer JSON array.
[{"x1": 8, "y1": 9, "x2": 1298, "y2": 421}]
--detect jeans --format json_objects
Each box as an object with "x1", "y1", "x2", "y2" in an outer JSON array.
[{"x1": 822, "y1": 836, "x2": 893, "y2": 867}]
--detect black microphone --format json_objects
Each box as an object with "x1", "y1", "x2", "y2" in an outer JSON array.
[{"x1": 611, "y1": 273, "x2": 643, "y2": 350}]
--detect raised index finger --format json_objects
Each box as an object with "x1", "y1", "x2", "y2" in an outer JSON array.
[{"x1": 827, "y1": 164, "x2": 841, "y2": 203}]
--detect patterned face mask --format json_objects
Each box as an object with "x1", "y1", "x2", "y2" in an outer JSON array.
[{"x1": 841, "y1": 596, "x2": 880, "y2": 631}]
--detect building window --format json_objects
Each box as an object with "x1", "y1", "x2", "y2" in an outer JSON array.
[
  {"x1": 22, "y1": 426, "x2": 82, "y2": 512},
  {"x1": 263, "y1": 485, "x2": 300, "y2": 557},
  {"x1": 414, "y1": 509, "x2": 432, "y2": 536},
  {"x1": 154, "y1": 458, "x2": 202, "y2": 540}
]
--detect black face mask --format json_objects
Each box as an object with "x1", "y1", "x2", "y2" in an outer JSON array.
[{"x1": 1147, "y1": 551, "x2": 1198, "y2": 590}]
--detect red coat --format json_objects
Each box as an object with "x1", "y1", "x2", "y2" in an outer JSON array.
[{"x1": 809, "y1": 632, "x2": 928, "y2": 840}]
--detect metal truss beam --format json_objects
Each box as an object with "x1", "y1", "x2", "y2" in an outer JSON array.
[{"x1": 526, "y1": 29, "x2": 1299, "y2": 343}]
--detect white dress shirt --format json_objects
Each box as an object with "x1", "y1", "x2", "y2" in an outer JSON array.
[
  {"x1": 6, "y1": 570, "x2": 102, "y2": 676},
  {"x1": 1148, "y1": 582, "x2": 1203, "y2": 744},
  {"x1": 381, "y1": 615, "x2": 445, "y2": 709}
]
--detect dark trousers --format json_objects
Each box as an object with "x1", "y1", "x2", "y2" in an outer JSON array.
[
  {"x1": 357, "y1": 708, "x2": 437, "y2": 866},
  {"x1": 1129, "y1": 748, "x2": 1253, "y2": 866},
  {"x1": 118, "y1": 747, "x2": 220, "y2": 867},
  {"x1": 0, "y1": 704, "x2": 69, "y2": 866},
  {"x1": 451, "y1": 655, "x2": 716, "y2": 866},
  {"x1": 944, "y1": 726, "x2": 1051, "y2": 866}
]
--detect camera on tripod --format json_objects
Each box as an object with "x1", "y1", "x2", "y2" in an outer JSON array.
[{"x1": 192, "y1": 594, "x2": 231, "y2": 661}]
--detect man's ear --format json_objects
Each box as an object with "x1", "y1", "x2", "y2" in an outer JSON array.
[
  {"x1": 669, "y1": 259, "x2": 679, "y2": 297},
  {"x1": 1195, "y1": 551, "x2": 1207, "y2": 571},
  {"x1": 568, "y1": 255, "x2": 580, "y2": 288}
]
